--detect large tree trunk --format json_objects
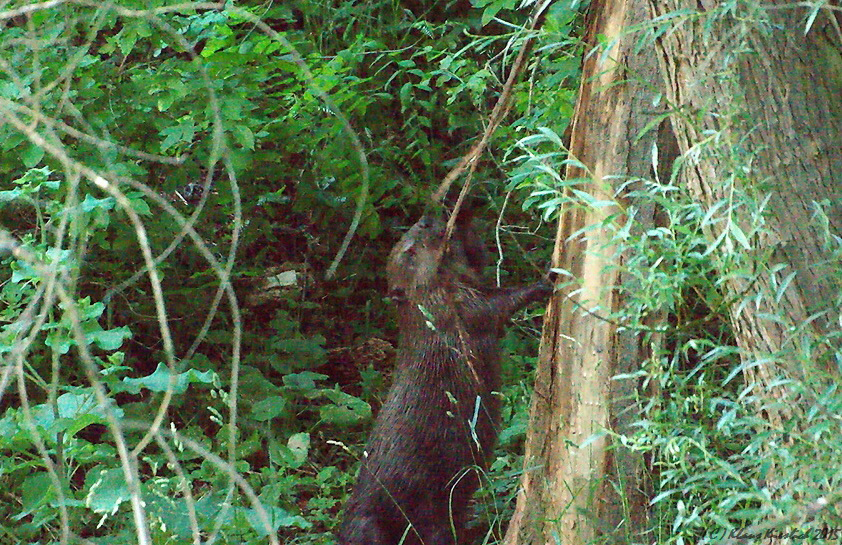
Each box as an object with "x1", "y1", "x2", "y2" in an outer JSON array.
[
  {"x1": 503, "y1": 0, "x2": 658, "y2": 542},
  {"x1": 649, "y1": 0, "x2": 842, "y2": 418},
  {"x1": 505, "y1": 1, "x2": 841, "y2": 543}
]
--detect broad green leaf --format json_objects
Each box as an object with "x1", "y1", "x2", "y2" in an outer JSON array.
[
  {"x1": 119, "y1": 363, "x2": 217, "y2": 394},
  {"x1": 233, "y1": 124, "x2": 255, "y2": 150},
  {"x1": 160, "y1": 118, "x2": 196, "y2": 152},
  {"x1": 84, "y1": 468, "x2": 130, "y2": 514},
  {"x1": 14, "y1": 473, "x2": 54, "y2": 521},
  {"x1": 127, "y1": 191, "x2": 152, "y2": 215},
  {"x1": 251, "y1": 396, "x2": 287, "y2": 421},
  {"x1": 319, "y1": 389, "x2": 371, "y2": 425},
  {"x1": 86, "y1": 326, "x2": 132, "y2": 350},
  {"x1": 80, "y1": 194, "x2": 116, "y2": 212},
  {"x1": 287, "y1": 432, "x2": 310, "y2": 466},
  {"x1": 20, "y1": 144, "x2": 45, "y2": 167},
  {"x1": 242, "y1": 504, "x2": 310, "y2": 535},
  {"x1": 29, "y1": 392, "x2": 120, "y2": 433},
  {"x1": 0, "y1": 188, "x2": 24, "y2": 203},
  {"x1": 282, "y1": 371, "x2": 327, "y2": 391}
]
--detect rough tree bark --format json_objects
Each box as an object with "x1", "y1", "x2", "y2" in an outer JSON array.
[
  {"x1": 503, "y1": 0, "x2": 659, "y2": 542},
  {"x1": 505, "y1": 1, "x2": 840, "y2": 544},
  {"x1": 649, "y1": 0, "x2": 842, "y2": 417}
]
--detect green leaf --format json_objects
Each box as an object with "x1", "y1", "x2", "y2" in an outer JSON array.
[
  {"x1": 0, "y1": 188, "x2": 24, "y2": 203},
  {"x1": 116, "y1": 27, "x2": 138, "y2": 56},
  {"x1": 274, "y1": 336, "x2": 325, "y2": 357},
  {"x1": 536, "y1": 126, "x2": 564, "y2": 148},
  {"x1": 160, "y1": 117, "x2": 196, "y2": 152},
  {"x1": 271, "y1": 432, "x2": 311, "y2": 469},
  {"x1": 14, "y1": 473, "x2": 54, "y2": 521},
  {"x1": 44, "y1": 330, "x2": 73, "y2": 355},
  {"x1": 233, "y1": 124, "x2": 255, "y2": 150},
  {"x1": 287, "y1": 432, "x2": 310, "y2": 465},
  {"x1": 775, "y1": 270, "x2": 797, "y2": 303},
  {"x1": 127, "y1": 191, "x2": 152, "y2": 215},
  {"x1": 84, "y1": 468, "x2": 131, "y2": 514},
  {"x1": 29, "y1": 392, "x2": 120, "y2": 433},
  {"x1": 804, "y1": 3, "x2": 822, "y2": 34},
  {"x1": 80, "y1": 194, "x2": 116, "y2": 212},
  {"x1": 728, "y1": 222, "x2": 751, "y2": 250},
  {"x1": 282, "y1": 371, "x2": 327, "y2": 391},
  {"x1": 118, "y1": 363, "x2": 217, "y2": 394},
  {"x1": 86, "y1": 326, "x2": 132, "y2": 350},
  {"x1": 399, "y1": 81, "x2": 413, "y2": 108},
  {"x1": 480, "y1": 0, "x2": 513, "y2": 26},
  {"x1": 319, "y1": 389, "x2": 371, "y2": 425},
  {"x1": 20, "y1": 144, "x2": 45, "y2": 167},
  {"x1": 579, "y1": 429, "x2": 608, "y2": 448},
  {"x1": 251, "y1": 396, "x2": 287, "y2": 421},
  {"x1": 65, "y1": 412, "x2": 109, "y2": 438},
  {"x1": 242, "y1": 504, "x2": 310, "y2": 535}
]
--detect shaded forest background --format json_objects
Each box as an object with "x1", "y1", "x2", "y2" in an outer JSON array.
[
  {"x1": 1, "y1": 0, "x2": 840, "y2": 544},
  {"x1": 0, "y1": 1, "x2": 577, "y2": 543}
]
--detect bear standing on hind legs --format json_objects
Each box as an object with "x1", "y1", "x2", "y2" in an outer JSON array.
[{"x1": 337, "y1": 213, "x2": 552, "y2": 545}]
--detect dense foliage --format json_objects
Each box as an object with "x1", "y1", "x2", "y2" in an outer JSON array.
[{"x1": 0, "y1": 0, "x2": 579, "y2": 543}]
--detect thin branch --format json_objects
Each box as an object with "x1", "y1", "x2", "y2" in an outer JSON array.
[
  {"x1": 434, "y1": 0, "x2": 556, "y2": 254},
  {"x1": 433, "y1": 0, "x2": 556, "y2": 206}
]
